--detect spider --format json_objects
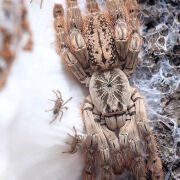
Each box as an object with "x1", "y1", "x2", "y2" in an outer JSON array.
[
  {"x1": 45, "y1": 90, "x2": 72, "y2": 124},
  {"x1": 63, "y1": 126, "x2": 84, "y2": 154},
  {"x1": 53, "y1": 0, "x2": 164, "y2": 179}
]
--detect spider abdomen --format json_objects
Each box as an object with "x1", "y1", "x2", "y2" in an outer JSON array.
[{"x1": 84, "y1": 13, "x2": 118, "y2": 71}]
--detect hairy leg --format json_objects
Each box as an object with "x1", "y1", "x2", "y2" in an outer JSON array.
[
  {"x1": 131, "y1": 88, "x2": 164, "y2": 180},
  {"x1": 66, "y1": 0, "x2": 89, "y2": 70},
  {"x1": 129, "y1": 156, "x2": 147, "y2": 180},
  {"x1": 123, "y1": 0, "x2": 143, "y2": 75},
  {"x1": 124, "y1": 32, "x2": 142, "y2": 75},
  {"x1": 53, "y1": 4, "x2": 90, "y2": 87},
  {"x1": 105, "y1": 0, "x2": 130, "y2": 61},
  {"x1": 86, "y1": 0, "x2": 99, "y2": 13},
  {"x1": 96, "y1": 123, "x2": 114, "y2": 180},
  {"x1": 83, "y1": 95, "x2": 114, "y2": 180},
  {"x1": 101, "y1": 124, "x2": 124, "y2": 175},
  {"x1": 82, "y1": 95, "x2": 99, "y2": 180},
  {"x1": 118, "y1": 112, "x2": 147, "y2": 179}
]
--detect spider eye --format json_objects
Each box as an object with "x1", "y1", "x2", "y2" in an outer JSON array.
[{"x1": 130, "y1": 9, "x2": 134, "y2": 13}]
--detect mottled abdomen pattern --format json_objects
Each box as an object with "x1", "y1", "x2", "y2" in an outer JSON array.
[{"x1": 84, "y1": 13, "x2": 118, "y2": 71}]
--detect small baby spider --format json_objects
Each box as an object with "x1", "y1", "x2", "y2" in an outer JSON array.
[
  {"x1": 63, "y1": 126, "x2": 84, "y2": 154},
  {"x1": 45, "y1": 90, "x2": 72, "y2": 124}
]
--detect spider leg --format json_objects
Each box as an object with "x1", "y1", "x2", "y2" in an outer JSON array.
[
  {"x1": 123, "y1": 0, "x2": 143, "y2": 76},
  {"x1": 59, "y1": 110, "x2": 63, "y2": 121},
  {"x1": 83, "y1": 95, "x2": 114, "y2": 180},
  {"x1": 101, "y1": 124, "x2": 124, "y2": 175},
  {"x1": 96, "y1": 123, "x2": 114, "y2": 180},
  {"x1": 82, "y1": 95, "x2": 99, "y2": 180},
  {"x1": 48, "y1": 99, "x2": 56, "y2": 102},
  {"x1": 62, "y1": 97, "x2": 72, "y2": 106},
  {"x1": 124, "y1": 32, "x2": 142, "y2": 76},
  {"x1": 118, "y1": 110, "x2": 147, "y2": 179},
  {"x1": 66, "y1": 0, "x2": 82, "y2": 32},
  {"x1": 49, "y1": 112, "x2": 59, "y2": 124},
  {"x1": 124, "y1": 0, "x2": 139, "y2": 33},
  {"x1": 53, "y1": 4, "x2": 90, "y2": 87},
  {"x1": 61, "y1": 106, "x2": 68, "y2": 110},
  {"x1": 66, "y1": 0, "x2": 89, "y2": 70},
  {"x1": 132, "y1": 88, "x2": 164, "y2": 180},
  {"x1": 86, "y1": 0, "x2": 99, "y2": 13},
  {"x1": 45, "y1": 108, "x2": 54, "y2": 112},
  {"x1": 57, "y1": 89, "x2": 62, "y2": 99},
  {"x1": 65, "y1": 141, "x2": 73, "y2": 145},
  {"x1": 129, "y1": 156, "x2": 147, "y2": 180},
  {"x1": 40, "y1": 0, "x2": 43, "y2": 8},
  {"x1": 105, "y1": 0, "x2": 130, "y2": 61},
  {"x1": 119, "y1": 115, "x2": 142, "y2": 158},
  {"x1": 52, "y1": 90, "x2": 59, "y2": 99}
]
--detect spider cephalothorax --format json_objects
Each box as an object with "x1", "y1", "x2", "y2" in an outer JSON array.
[
  {"x1": 89, "y1": 68, "x2": 131, "y2": 115},
  {"x1": 53, "y1": 0, "x2": 164, "y2": 179}
]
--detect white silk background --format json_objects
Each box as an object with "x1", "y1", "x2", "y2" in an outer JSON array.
[{"x1": 0, "y1": 0, "x2": 90, "y2": 179}]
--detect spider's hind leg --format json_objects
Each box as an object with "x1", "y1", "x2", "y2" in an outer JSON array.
[
  {"x1": 129, "y1": 156, "x2": 147, "y2": 180},
  {"x1": 83, "y1": 95, "x2": 114, "y2": 180},
  {"x1": 132, "y1": 89, "x2": 164, "y2": 180},
  {"x1": 101, "y1": 124, "x2": 124, "y2": 175},
  {"x1": 82, "y1": 96, "x2": 99, "y2": 180},
  {"x1": 97, "y1": 123, "x2": 114, "y2": 180}
]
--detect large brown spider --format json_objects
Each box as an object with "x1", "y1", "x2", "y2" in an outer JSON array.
[
  {"x1": 45, "y1": 90, "x2": 72, "y2": 124},
  {"x1": 53, "y1": 0, "x2": 164, "y2": 179}
]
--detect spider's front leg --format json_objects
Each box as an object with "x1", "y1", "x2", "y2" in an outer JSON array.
[
  {"x1": 66, "y1": 0, "x2": 89, "y2": 70},
  {"x1": 83, "y1": 95, "x2": 114, "y2": 180},
  {"x1": 53, "y1": 4, "x2": 90, "y2": 87},
  {"x1": 106, "y1": 0, "x2": 142, "y2": 74},
  {"x1": 132, "y1": 88, "x2": 164, "y2": 180}
]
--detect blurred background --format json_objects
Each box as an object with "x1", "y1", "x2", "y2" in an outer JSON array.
[{"x1": 0, "y1": 0, "x2": 179, "y2": 180}]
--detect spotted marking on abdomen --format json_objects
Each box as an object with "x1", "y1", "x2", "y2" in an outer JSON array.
[{"x1": 84, "y1": 13, "x2": 118, "y2": 71}]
